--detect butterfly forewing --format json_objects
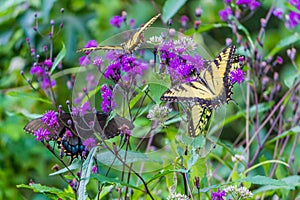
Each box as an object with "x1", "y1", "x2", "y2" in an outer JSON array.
[{"x1": 123, "y1": 13, "x2": 161, "y2": 53}]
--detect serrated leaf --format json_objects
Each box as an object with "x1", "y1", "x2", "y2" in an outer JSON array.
[
  {"x1": 51, "y1": 42, "x2": 66, "y2": 74},
  {"x1": 162, "y1": 0, "x2": 187, "y2": 22}
]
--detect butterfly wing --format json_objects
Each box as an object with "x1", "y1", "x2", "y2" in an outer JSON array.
[
  {"x1": 161, "y1": 45, "x2": 236, "y2": 108},
  {"x1": 73, "y1": 112, "x2": 134, "y2": 140},
  {"x1": 76, "y1": 45, "x2": 123, "y2": 53},
  {"x1": 123, "y1": 13, "x2": 161, "y2": 53},
  {"x1": 77, "y1": 13, "x2": 160, "y2": 54},
  {"x1": 187, "y1": 104, "x2": 212, "y2": 137}
]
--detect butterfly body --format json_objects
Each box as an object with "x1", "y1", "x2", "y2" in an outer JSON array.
[{"x1": 77, "y1": 13, "x2": 161, "y2": 54}]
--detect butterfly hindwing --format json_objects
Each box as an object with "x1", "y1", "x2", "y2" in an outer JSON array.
[{"x1": 187, "y1": 104, "x2": 212, "y2": 137}]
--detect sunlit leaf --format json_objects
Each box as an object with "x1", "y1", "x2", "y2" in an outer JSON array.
[{"x1": 162, "y1": 0, "x2": 187, "y2": 22}]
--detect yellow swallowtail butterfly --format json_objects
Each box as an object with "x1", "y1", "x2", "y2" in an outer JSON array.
[
  {"x1": 160, "y1": 45, "x2": 243, "y2": 109},
  {"x1": 77, "y1": 13, "x2": 161, "y2": 54}
]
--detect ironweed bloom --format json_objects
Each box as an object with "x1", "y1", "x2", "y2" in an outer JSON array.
[{"x1": 211, "y1": 188, "x2": 226, "y2": 200}]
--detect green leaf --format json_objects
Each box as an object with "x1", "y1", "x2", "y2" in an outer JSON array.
[
  {"x1": 7, "y1": 91, "x2": 52, "y2": 104},
  {"x1": 190, "y1": 157, "x2": 206, "y2": 179},
  {"x1": 92, "y1": 173, "x2": 144, "y2": 191},
  {"x1": 78, "y1": 146, "x2": 98, "y2": 200},
  {"x1": 96, "y1": 149, "x2": 149, "y2": 165},
  {"x1": 266, "y1": 34, "x2": 300, "y2": 59},
  {"x1": 42, "y1": 0, "x2": 57, "y2": 23},
  {"x1": 162, "y1": 0, "x2": 187, "y2": 22},
  {"x1": 51, "y1": 42, "x2": 66, "y2": 74},
  {"x1": 148, "y1": 83, "x2": 168, "y2": 103},
  {"x1": 266, "y1": 126, "x2": 300, "y2": 145},
  {"x1": 130, "y1": 85, "x2": 148, "y2": 109},
  {"x1": 240, "y1": 175, "x2": 288, "y2": 186},
  {"x1": 16, "y1": 183, "x2": 75, "y2": 199},
  {"x1": 253, "y1": 184, "x2": 294, "y2": 194}
]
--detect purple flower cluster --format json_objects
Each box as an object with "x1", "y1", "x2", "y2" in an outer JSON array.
[
  {"x1": 286, "y1": 11, "x2": 300, "y2": 29},
  {"x1": 230, "y1": 68, "x2": 245, "y2": 84},
  {"x1": 79, "y1": 40, "x2": 99, "y2": 65},
  {"x1": 83, "y1": 138, "x2": 96, "y2": 151},
  {"x1": 110, "y1": 15, "x2": 124, "y2": 28},
  {"x1": 211, "y1": 188, "x2": 226, "y2": 200},
  {"x1": 219, "y1": 0, "x2": 261, "y2": 21},
  {"x1": 236, "y1": 0, "x2": 260, "y2": 11},
  {"x1": 34, "y1": 128, "x2": 51, "y2": 141},
  {"x1": 219, "y1": 7, "x2": 233, "y2": 21},
  {"x1": 159, "y1": 41, "x2": 205, "y2": 83},
  {"x1": 100, "y1": 84, "x2": 116, "y2": 113},
  {"x1": 272, "y1": 0, "x2": 300, "y2": 29},
  {"x1": 41, "y1": 110, "x2": 59, "y2": 127},
  {"x1": 104, "y1": 54, "x2": 148, "y2": 83},
  {"x1": 30, "y1": 63, "x2": 56, "y2": 90}
]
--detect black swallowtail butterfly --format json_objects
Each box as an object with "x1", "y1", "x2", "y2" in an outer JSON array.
[{"x1": 24, "y1": 112, "x2": 134, "y2": 159}]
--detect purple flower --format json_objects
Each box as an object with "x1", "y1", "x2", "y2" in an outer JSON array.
[
  {"x1": 34, "y1": 128, "x2": 51, "y2": 141},
  {"x1": 81, "y1": 101, "x2": 90, "y2": 115},
  {"x1": 236, "y1": 0, "x2": 261, "y2": 11},
  {"x1": 219, "y1": 7, "x2": 233, "y2": 21},
  {"x1": 104, "y1": 62, "x2": 122, "y2": 82},
  {"x1": 93, "y1": 57, "x2": 103, "y2": 67},
  {"x1": 41, "y1": 77, "x2": 56, "y2": 89},
  {"x1": 84, "y1": 40, "x2": 98, "y2": 48},
  {"x1": 42, "y1": 110, "x2": 59, "y2": 128},
  {"x1": 273, "y1": 8, "x2": 283, "y2": 19},
  {"x1": 110, "y1": 15, "x2": 124, "y2": 28},
  {"x1": 83, "y1": 138, "x2": 96, "y2": 150},
  {"x1": 100, "y1": 84, "x2": 116, "y2": 113},
  {"x1": 65, "y1": 129, "x2": 73, "y2": 137},
  {"x1": 44, "y1": 59, "x2": 52, "y2": 69},
  {"x1": 30, "y1": 65, "x2": 45, "y2": 77},
  {"x1": 289, "y1": 0, "x2": 300, "y2": 7},
  {"x1": 86, "y1": 73, "x2": 98, "y2": 90},
  {"x1": 79, "y1": 56, "x2": 91, "y2": 66},
  {"x1": 129, "y1": 18, "x2": 135, "y2": 29},
  {"x1": 285, "y1": 11, "x2": 300, "y2": 28},
  {"x1": 92, "y1": 165, "x2": 97, "y2": 174},
  {"x1": 230, "y1": 68, "x2": 245, "y2": 84},
  {"x1": 276, "y1": 56, "x2": 283, "y2": 64},
  {"x1": 211, "y1": 188, "x2": 226, "y2": 200},
  {"x1": 180, "y1": 15, "x2": 189, "y2": 27}
]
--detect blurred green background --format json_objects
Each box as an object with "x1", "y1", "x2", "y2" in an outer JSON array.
[{"x1": 0, "y1": 0, "x2": 298, "y2": 199}]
